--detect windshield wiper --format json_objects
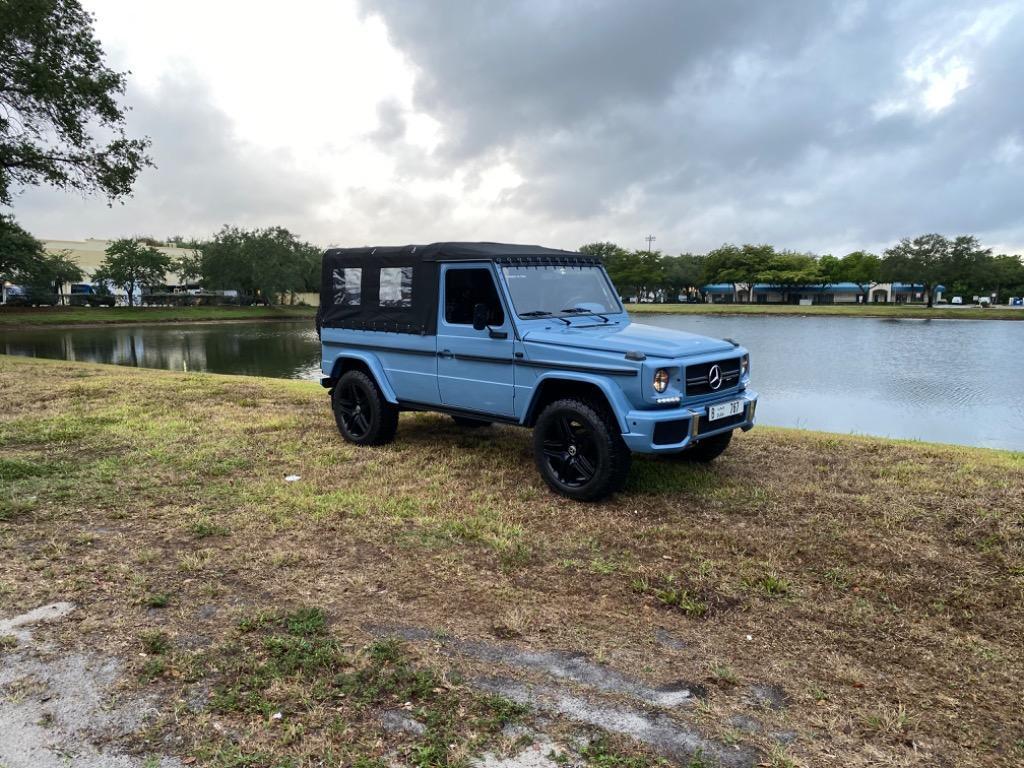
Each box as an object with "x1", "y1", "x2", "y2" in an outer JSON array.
[
  {"x1": 520, "y1": 309, "x2": 570, "y2": 325},
  {"x1": 561, "y1": 307, "x2": 610, "y2": 323}
]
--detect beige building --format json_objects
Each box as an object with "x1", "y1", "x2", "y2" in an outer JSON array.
[{"x1": 42, "y1": 238, "x2": 193, "y2": 287}]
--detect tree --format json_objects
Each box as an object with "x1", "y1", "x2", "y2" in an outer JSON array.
[
  {"x1": 945, "y1": 235, "x2": 992, "y2": 299},
  {"x1": 756, "y1": 251, "x2": 825, "y2": 303},
  {"x1": 988, "y1": 254, "x2": 1024, "y2": 302},
  {"x1": 27, "y1": 250, "x2": 83, "y2": 303},
  {"x1": 172, "y1": 250, "x2": 203, "y2": 286},
  {"x1": 0, "y1": 213, "x2": 45, "y2": 283},
  {"x1": 200, "y1": 226, "x2": 321, "y2": 302},
  {"x1": 703, "y1": 244, "x2": 773, "y2": 302},
  {"x1": 0, "y1": 0, "x2": 152, "y2": 206},
  {"x1": 881, "y1": 234, "x2": 951, "y2": 307},
  {"x1": 834, "y1": 251, "x2": 881, "y2": 305},
  {"x1": 95, "y1": 238, "x2": 170, "y2": 306},
  {"x1": 662, "y1": 253, "x2": 706, "y2": 301}
]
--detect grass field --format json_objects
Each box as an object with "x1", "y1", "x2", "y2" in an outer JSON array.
[
  {"x1": 1, "y1": 356, "x2": 1022, "y2": 767},
  {"x1": 0, "y1": 304, "x2": 316, "y2": 327},
  {"x1": 626, "y1": 303, "x2": 1024, "y2": 321}
]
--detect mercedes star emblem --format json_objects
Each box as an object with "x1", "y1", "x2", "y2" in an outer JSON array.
[{"x1": 708, "y1": 364, "x2": 723, "y2": 390}]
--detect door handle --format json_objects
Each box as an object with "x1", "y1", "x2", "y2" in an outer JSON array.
[{"x1": 439, "y1": 349, "x2": 454, "y2": 358}]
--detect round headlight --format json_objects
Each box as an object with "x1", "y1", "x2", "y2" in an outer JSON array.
[
  {"x1": 653, "y1": 368, "x2": 670, "y2": 393},
  {"x1": 741, "y1": 354, "x2": 750, "y2": 376}
]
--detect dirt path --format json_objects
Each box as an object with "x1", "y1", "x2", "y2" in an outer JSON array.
[{"x1": 0, "y1": 603, "x2": 182, "y2": 768}]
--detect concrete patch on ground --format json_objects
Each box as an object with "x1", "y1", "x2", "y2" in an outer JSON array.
[
  {"x1": 0, "y1": 602, "x2": 75, "y2": 643},
  {"x1": 367, "y1": 625, "x2": 698, "y2": 708},
  {"x1": 474, "y1": 736, "x2": 568, "y2": 768},
  {"x1": 475, "y1": 677, "x2": 759, "y2": 768},
  {"x1": 366, "y1": 624, "x2": 761, "y2": 765},
  {"x1": 0, "y1": 603, "x2": 182, "y2": 768}
]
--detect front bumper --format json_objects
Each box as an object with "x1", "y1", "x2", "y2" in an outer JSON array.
[{"x1": 620, "y1": 389, "x2": 758, "y2": 454}]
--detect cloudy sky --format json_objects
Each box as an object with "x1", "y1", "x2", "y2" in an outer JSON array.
[{"x1": 9, "y1": 0, "x2": 1024, "y2": 255}]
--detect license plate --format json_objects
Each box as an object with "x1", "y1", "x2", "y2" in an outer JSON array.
[{"x1": 708, "y1": 399, "x2": 744, "y2": 421}]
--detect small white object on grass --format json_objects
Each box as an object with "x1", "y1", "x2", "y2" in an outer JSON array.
[{"x1": 285, "y1": 475, "x2": 301, "y2": 482}]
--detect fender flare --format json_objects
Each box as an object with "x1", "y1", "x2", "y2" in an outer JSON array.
[
  {"x1": 522, "y1": 371, "x2": 632, "y2": 433},
  {"x1": 326, "y1": 351, "x2": 399, "y2": 404}
]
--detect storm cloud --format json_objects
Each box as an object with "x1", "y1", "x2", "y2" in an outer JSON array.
[
  {"x1": 356, "y1": 0, "x2": 1024, "y2": 253},
  {"x1": 7, "y1": 0, "x2": 1023, "y2": 254},
  {"x1": 12, "y1": 72, "x2": 333, "y2": 241}
]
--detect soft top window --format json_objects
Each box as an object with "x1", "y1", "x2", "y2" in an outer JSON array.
[
  {"x1": 379, "y1": 266, "x2": 413, "y2": 308},
  {"x1": 332, "y1": 267, "x2": 361, "y2": 306}
]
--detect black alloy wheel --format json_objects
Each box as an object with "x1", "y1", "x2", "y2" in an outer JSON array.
[
  {"x1": 331, "y1": 370, "x2": 398, "y2": 446},
  {"x1": 541, "y1": 413, "x2": 600, "y2": 488},
  {"x1": 533, "y1": 398, "x2": 631, "y2": 502}
]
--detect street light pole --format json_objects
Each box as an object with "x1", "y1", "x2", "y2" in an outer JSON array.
[{"x1": 645, "y1": 234, "x2": 656, "y2": 255}]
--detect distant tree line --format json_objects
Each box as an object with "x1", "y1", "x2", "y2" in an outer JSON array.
[
  {"x1": 581, "y1": 236, "x2": 1024, "y2": 306},
  {"x1": 0, "y1": 218, "x2": 322, "y2": 306}
]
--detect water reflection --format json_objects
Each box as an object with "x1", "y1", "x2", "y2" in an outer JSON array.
[
  {"x1": 0, "y1": 322, "x2": 322, "y2": 381},
  {"x1": 2, "y1": 316, "x2": 1023, "y2": 451}
]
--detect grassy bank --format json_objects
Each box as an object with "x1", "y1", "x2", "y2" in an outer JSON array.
[
  {"x1": 1, "y1": 356, "x2": 1022, "y2": 767},
  {"x1": 626, "y1": 303, "x2": 1024, "y2": 321},
  {"x1": 0, "y1": 304, "x2": 316, "y2": 327}
]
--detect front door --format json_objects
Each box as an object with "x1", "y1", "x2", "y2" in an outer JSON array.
[{"x1": 437, "y1": 264, "x2": 515, "y2": 418}]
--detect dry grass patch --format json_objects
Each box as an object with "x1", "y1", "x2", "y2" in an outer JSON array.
[{"x1": 1, "y1": 355, "x2": 1022, "y2": 767}]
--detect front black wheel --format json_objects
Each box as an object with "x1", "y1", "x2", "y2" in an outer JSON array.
[
  {"x1": 331, "y1": 370, "x2": 399, "y2": 446},
  {"x1": 533, "y1": 398, "x2": 631, "y2": 502},
  {"x1": 669, "y1": 430, "x2": 733, "y2": 462}
]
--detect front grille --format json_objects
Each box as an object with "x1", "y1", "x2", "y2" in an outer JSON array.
[
  {"x1": 653, "y1": 419, "x2": 690, "y2": 445},
  {"x1": 696, "y1": 407, "x2": 747, "y2": 435},
  {"x1": 685, "y1": 358, "x2": 741, "y2": 397}
]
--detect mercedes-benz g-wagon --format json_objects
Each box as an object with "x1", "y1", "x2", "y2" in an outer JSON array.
[{"x1": 317, "y1": 242, "x2": 757, "y2": 501}]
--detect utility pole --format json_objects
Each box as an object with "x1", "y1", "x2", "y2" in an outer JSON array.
[{"x1": 644, "y1": 235, "x2": 656, "y2": 255}]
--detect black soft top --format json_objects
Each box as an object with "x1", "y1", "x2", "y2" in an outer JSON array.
[
  {"x1": 322, "y1": 241, "x2": 590, "y2": 263},
  {"x1": 319, "y1": 242, "x2": 599, "y2": 335}
]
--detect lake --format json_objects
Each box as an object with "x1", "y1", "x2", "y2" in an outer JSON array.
[{"x1": 2, "y1": 315, "x2": 1022, "y2": 451}]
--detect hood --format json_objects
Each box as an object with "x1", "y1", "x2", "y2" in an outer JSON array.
[{"x1": 522, "y1": 321, "x2": 736, "y2": 358}]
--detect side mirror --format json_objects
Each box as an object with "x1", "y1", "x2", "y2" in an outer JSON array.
[{"x1": 472, "y1": 303, "x2": 489, "y2": 331}]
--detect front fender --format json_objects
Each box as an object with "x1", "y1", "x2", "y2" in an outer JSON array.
[
  {"x1": 324, "y1": 350, "x2": 399, "y2": 404},
  {"x1": 522, "y1": 371, "x2": 633, "y2": 433}
]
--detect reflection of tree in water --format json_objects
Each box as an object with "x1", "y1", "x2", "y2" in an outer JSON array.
[{"x1": 0, "y1": 322, "x2": 322, "y2": 380}]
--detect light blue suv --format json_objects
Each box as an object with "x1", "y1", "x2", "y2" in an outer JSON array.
[{"x1": 317, "y1": 242, "x2": 757, "y2": 501}]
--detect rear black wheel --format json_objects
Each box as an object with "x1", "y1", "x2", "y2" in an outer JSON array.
[
  {"x1": 533, "y1": 398, "x2": 631, "y2": 502},
  {"x1": 331, "y1": 370, "x2": 398, "y2": 446},
  {"x1": 451, "y1": 415, "x2": 492, "y2": 428},
  {"x1": 669, "y1": 430, "x2": 733, "y2": 462}
]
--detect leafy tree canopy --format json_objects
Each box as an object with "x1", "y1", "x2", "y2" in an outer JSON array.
[
  {"x1": 0, "y1": 0, "x2": 152, "y2": 206},
  {"x1": 0, "y1": 213, "x2": 44, "y2": 281},
  {"x1": 199, "y1": 225, "x2": 321, "y2": 300},
  {"x1": 94, "y1": 238, "x2": 170, "y2": 306}
]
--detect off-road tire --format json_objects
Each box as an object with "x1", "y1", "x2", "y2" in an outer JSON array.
[
  {"x1": 451, "y1": 415, "x2": 492, "y2": 428},
  {"x1": 670, "y1": 429, "x2": 733, "y2": 462},
  {"x1": 533, "y1": 398, "x2": 631, "y2": 502},
  {"x1": 331, "y1": 370, "x2": 399, "y2": 446}
]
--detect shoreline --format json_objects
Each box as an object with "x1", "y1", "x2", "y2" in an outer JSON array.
[
  {"x1": 0, "y1": 305, "x2": 316, "y2": 330},
  {"x1": 4, "y1": 303, "x2": 1024, "y2": 328},
  {"x1": 626, "y1": 303, "x2": 1024, "y2": 321},
  {"x1": 0, "y1": 315, "x2": 314, "y2": 331}
]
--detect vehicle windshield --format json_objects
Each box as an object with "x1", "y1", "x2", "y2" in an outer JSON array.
[{"x1": 501, "y1": 265, "x2": 622, "y2": 317}]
